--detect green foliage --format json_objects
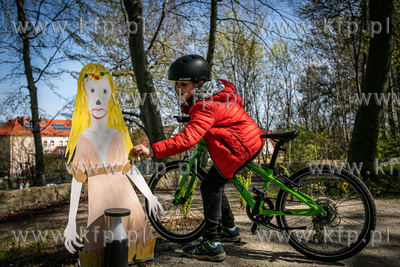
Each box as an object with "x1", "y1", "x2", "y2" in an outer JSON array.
[
  {"x1": 28, "y1": 215, "x2": 47, "y2": 254},
  {"x1": 365, "y1": 174, "x2": 400, "y2": 199},
  {"x1": 279, "y1": 165, "x2": 291, "y2": 177},
  {"x1": 180, "y1": 175, "x2": 198, "y2": 218},
  {"x1": 284, "y1": 126, "x2": 345, "y2": 161},
  {"x1": 377, "y1": 130, "x2": 400, "y2": 159},
  {"x1": 237, "y1": 172, "x2": 252, "y2": 207},
  {"x1": 131, "y1": 255, "x2": 146, "y2": 267},
  {"x1": 0, "y1": 239, "x2": 22, "y2": 260}
]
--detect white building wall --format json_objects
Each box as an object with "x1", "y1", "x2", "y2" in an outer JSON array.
[
  {"x1": 8, "y1": 135, "x2": 69, "y2": 177},
  {"x1": 42, "y1": 136, "x2": 69, "y2": 154}
]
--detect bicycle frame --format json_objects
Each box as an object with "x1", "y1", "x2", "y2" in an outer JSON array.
[{"x1": 172, "y1": 138, "x2": 327, "y2": 218}]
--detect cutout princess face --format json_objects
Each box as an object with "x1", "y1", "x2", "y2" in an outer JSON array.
[{"x1": 85, "y1": 76, "x2": 111, "y2": 120}]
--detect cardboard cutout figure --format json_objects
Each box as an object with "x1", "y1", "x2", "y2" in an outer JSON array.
[{"x1": 64, "y1": 63, "x2": 164, "y2": 266}]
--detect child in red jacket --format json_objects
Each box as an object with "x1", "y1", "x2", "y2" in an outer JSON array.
[{"x1": 135, "y1": 54, "x2": 264, "y2": 262}]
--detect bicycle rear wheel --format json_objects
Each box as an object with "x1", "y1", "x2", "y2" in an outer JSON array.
[
  {"x1": 146, "y1": 161, "x2": 206, "y2": 243},
  {"x1": 275, "y1": 165, "x2": 376, "y2": 262}
]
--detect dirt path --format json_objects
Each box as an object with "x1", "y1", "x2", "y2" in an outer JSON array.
[
  {"x1": 147, "y1": 199, "x2": 400, "y2": 267},
  {"x1": 1, "y1": 192, "x2": 399, "y2": 267}
]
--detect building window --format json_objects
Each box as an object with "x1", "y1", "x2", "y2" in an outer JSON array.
[
  {"x1": 43, "y1": 141, "x2": 47, "y2": 147},
  {"x1": 58, "y1": 150, "x2": 61, "y2": 155},
  {"x1": 65, "y1": 141, "x2": 68, "y2": 146},
  {"x1": 50, "y1": 141, "x2": 54, "y2": 147},
  {"x1": 59, "y1": 141, "x2": 63, "y2": 146}
]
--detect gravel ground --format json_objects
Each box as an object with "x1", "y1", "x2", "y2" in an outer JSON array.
[{"x1": 1, "y1": 188, "x2": 399, "y2": 267}]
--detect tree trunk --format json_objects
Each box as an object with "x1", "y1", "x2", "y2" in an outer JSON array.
[
  {"x1": 123, "y1": 0, "x2": 166, "y2": 161},
  {"x1": 202, "y1": 0, "x2": 218, "y2": 167},
  {"x1": 16, "y1": 0, "x2": 44, "y2": 186},
  {"x1": 347, "y1": 0, "x2": 394, "y2": 180}
]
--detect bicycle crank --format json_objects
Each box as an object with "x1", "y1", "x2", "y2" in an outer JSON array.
[
  {"x1": 246, "y1": 196, "x2": 275, "y2": 233},
  {"x1": 247, "y1": 196, "x2": 307, "y2": 233}
]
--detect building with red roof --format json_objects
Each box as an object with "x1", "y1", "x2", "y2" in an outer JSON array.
[{"x1": 0, "y1": 117, "x2": 71, "y2": 179}]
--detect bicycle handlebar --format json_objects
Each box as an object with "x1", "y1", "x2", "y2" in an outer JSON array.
[{"x1": 173, "y1": 116, "x2": 190, "y2": 123}]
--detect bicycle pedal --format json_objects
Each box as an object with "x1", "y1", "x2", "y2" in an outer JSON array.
[
  {"x1": 252, "y1": 198, "x2": 263, "y2": 216},
  {"x1": 252, "y1": 186, "x2": 266, "y2": 196}
]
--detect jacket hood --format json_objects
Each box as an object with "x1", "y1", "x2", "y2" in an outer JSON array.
[
  {"x1": 212, "y1": 79, "x2": 236, "y2": 102},
  {"x1": 193, "y1": 79, "x2": 225, "y2": 99},
  {"x1": 180, "y1": 79, "x2": 241, "y2": 114}
]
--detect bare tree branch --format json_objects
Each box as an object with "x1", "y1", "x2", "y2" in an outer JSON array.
[
  {"x1": 41, "y1": 98, "x2": 75, "y2": 131},
  {"x1": 33, "y1": 30, "x2": 76, "y2": 83},
  {"x1": 146, "y1": 0, "x2": 169, "y2": 54},
  {"x1": 28, "y1": 0, "x2": 79, "y2": 39},
  {"x1": 123, "y1": 117, "x2": 146, "y2": 133},
  {"x1": 122, "y1": 110, "x2": 142, "y2": 119}
]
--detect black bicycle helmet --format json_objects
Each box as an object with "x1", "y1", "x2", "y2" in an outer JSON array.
[{"x1": 168, "y1": 54, "x2": 210, "y2": 83}]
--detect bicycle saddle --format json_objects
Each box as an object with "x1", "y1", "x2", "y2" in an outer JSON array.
[{"x1": 261, "y1": 130, "x2": 299, "y2": 141}]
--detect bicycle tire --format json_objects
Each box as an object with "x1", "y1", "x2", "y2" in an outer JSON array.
[
  {"x1": 145, "y1": 161, "x2": 206, "y2": 243},
  {"x1": 275, "y1": 165, "x2": 376, "y2": 262}
]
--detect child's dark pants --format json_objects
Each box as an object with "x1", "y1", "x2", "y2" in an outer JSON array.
[
  {"x1": 200, "y1": 147, "x2": 262, "y2": 242},
  {"x1": 200, "y1": 165, "x2": 235, "y2": 242}
]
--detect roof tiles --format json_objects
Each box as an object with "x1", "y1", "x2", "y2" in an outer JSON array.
[{"x1": 0, "y1": 117, "x2": 71, "y2": 137}]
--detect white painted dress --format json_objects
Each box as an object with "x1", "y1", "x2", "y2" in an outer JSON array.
[{"x1": 71, "y1": 130, "x2": 155, "y2": 266}]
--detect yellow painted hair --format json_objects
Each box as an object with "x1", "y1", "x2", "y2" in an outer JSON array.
[{"x1": 66, "y1": 63, "x2": 133, "y2": 164}]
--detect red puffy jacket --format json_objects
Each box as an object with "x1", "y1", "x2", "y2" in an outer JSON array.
[{"x1": 152, "y1": 79, "x2": 265, "y2": 178}]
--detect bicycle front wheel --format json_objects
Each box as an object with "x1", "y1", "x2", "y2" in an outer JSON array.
[
  {"x1": 275, "y1": 165, "x2": 376, "y2": 262},
  {"x1": 146, "y1": 161, "x2": 206, "y2": 243}
]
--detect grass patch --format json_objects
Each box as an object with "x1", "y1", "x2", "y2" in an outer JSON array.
[
  {"x1": 0, "y1": 237, "x2": 79, "y2": 266},
  {"x1": 0, "y1": 212, "x2": 80, "y2": 267}
]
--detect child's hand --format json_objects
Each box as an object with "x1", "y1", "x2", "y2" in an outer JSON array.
[
  {"x1": 134, "y1": 144, "x2": 154, "y2": 158},
  {"x1": 128, "y1": 147, "x2": 140, "y2": 161}
]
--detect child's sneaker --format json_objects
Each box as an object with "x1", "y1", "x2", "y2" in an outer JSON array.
[
  {"x1": 221, "y1": 226, "x2": 241, "y2": 242},
  {"x1": 183, "y1": 240, "x2": 226, "y2": 262}
]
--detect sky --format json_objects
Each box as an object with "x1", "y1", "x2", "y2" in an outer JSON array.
[{"x1": 0, "y1": 56, "x2": 83, "y2": 122}]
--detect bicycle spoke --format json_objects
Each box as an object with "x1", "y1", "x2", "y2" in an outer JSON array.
[
  {"x1": 339, "y1": 217, "x2": 365, "y2": 231},
  {"x1": 336, "y1": 197, "x2": 362, "y2": 208}
]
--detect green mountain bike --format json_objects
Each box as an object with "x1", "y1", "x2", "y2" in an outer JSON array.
[{"x1": 145, "y1": 116, "x2": 376, "y2": 262}]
